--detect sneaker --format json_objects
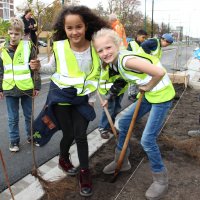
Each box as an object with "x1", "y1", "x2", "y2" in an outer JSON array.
[
  {"x1": 98, "y1": 128, "x2": 110, "y2": 139},
  {"x1": 27, "y1": 136, "x2": 32, "y2": 144},
  {"x1": 9, "y1": 143, "x2": 19, "y2": 152},
  {"x1": 79, "y1": 169, "x2": 92, "y2": 197},
  {"x1": 188, "y1": 129, "x2": 200, "y2": 137},
  {"x1": 34, "y1": 141, "x2": 40, "y2": 147},
  {"x1": 27, "y1": 137, "x2": 40, "y2": 147},
  {"x1": 58, "y1": 155, "x2": 78, "y2": 176}
]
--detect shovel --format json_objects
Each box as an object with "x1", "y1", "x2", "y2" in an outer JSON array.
[
  {"x1": 111, "y1": 91, "x2": 144, "y2": 182},
  {"x1": 97, "y1": 92, "x2": 118, "y2": 139}
]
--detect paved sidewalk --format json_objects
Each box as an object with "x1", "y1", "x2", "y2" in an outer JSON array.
[{"x1": 0, "y1": 129, "x2": 114, "y2": 200}]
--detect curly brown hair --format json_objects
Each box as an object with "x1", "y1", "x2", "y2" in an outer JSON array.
[{"x1": 52, "y1": 5, "x2": 110, "y2": 41}]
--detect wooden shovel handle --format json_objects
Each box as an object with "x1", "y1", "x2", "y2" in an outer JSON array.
[
  {"x1": 97, "y1": 92, "x2": 118, "y2": 138},
  {"x1": 114, "y1": 91, "x2": 144, "y2": 177}
]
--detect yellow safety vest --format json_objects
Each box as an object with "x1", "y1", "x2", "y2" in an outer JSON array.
[
  {"x1": 51, "y1": 40, "x2": 100, "y2": 96},
  {"x1": 151, "y1": 39, "x2": 162, "y2": 59},
  {"x1": 129, "y1": 40, "x2": 140, "y2": 53},
  {"x1": 138, "y1": 38, "x2": 162, "y2": 59},
  {"x1": 98, "y1": 63, "x2": 128, "y2": 96},
  {"x1": 117, "y1": 50, "x2": 175, "y2": 103},
  {"x1": 1, "y1": 40, "x2": 33, "y2": 91}
]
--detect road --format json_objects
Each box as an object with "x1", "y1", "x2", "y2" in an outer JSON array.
[{"x1": 0, "y1": 44, "x2": 195, "y2": 192}]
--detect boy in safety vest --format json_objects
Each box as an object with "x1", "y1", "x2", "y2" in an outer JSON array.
[
  {"x1": 139, "y1": 33, "x2": 174, "y2": 59},
  {"x1": 0, "y1": 17, "x2": 41, "y2": 152},
  {"x1": 93, "y1": 28, "x2": 175, "y2": 200}
]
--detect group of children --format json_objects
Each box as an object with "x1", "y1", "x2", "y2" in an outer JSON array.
[{"x1": 0, "y1": 5, "x2": 175, "y2": 199}]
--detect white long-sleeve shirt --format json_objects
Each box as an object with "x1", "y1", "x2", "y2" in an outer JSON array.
[{"x1": 40, "y1": 47, "x2": 97, "y2": 102}]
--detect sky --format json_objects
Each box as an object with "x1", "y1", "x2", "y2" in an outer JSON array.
[{"x1": 14, "y1": 0, "x2": 200, "y2": 38}]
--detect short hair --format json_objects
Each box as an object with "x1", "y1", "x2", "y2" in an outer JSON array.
[
  {"x1": 108, "y1": 13, "x2": 118, "y2": 22},
  {"x1": 8, "y1": 17, "x2": 24, "y2": 34},
  {"x1": 24, "y1": 9, "x2": 32, "y2": 16},
  {"x1": 137, "y1": 29, "x2": 148, "y2": 36}
]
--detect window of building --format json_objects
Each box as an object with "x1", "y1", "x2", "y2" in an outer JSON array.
[{"x1": 2, "y1": 0, "x2": 10, "y2": 20}]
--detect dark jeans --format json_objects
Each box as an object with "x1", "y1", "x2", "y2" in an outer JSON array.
[
  {"x1": 98, "y1": 94, "x2": 123, "y2": 130},
  {"x1": 54, "y1": 105, "x2": 89, "y2": 169}
]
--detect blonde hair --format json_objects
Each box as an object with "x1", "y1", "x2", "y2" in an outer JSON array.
[
  {"x1": 92, "y1": 28, "x2": 122, "y2": 47},
  {"x1": 108, "y1": 13, "x2": 118, "y2": 22},
  {"x1": 8, "y1": 17, "x2": 24, "y2": 34}
]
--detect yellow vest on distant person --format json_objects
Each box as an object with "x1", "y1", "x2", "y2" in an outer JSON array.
[
  {"x1": 129, "y1": 40, "x2": 140, "y2": 53},
  {"x1": 151, "y1": 39, "x2": 162, "y2": 59},
  {"x1": 137, "y1": 38, "x2": 162, "y2": 59},
  {"x1": 51, "y1": 40, "x2": 101, "y2": 96},
  {"x1": 1, "y1": 40, "x2": 33, "y2": 91}
]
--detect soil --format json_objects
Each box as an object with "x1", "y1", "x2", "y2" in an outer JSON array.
[{"x1": 41, "y1": 84, "x2": 200, "y2": 200}]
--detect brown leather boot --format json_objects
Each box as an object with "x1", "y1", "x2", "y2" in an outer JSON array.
[{"x1": 79, "y1": 169, "x2": 92, "y2": 197}]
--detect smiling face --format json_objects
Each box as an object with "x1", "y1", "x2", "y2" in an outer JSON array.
[
  {"x1": 8, "y1": 29, "x2": 23, "y2": 46},
  {"x1": 64, "y1": 14, "x2": 87, "y2": 46},
  {"x1": 94, "y1": 35, "x2": 119, "y2": 64}
]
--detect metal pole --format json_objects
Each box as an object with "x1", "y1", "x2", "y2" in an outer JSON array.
[
  {"x1": 151, "y1": 0, "x2": 154, "y2": 37},
  {"x1": 144, "y1": 0, "x2": 147, "y2": 31}
]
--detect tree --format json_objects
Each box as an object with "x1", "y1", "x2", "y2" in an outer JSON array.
[{"x1": 0, "y1": 18, "x2": 10, "y2": 39}]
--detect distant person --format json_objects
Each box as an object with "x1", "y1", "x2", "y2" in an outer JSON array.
[
  {"x1": 128, "y1": 29, "x2": 148, "y2": 52},
  {"x1": 0, "y1": 17, "x2": 41, "y2": 152},
  {"x1": 139, "y1": 33, "x2": 174, "y2": 59},
  {"x1": 108, "y1": 13, "x2": 128, "y2": 48},
  {"x1": 22, "y1": 9, "x2": 38, "y2": 46},
  {"x1": 127, "y1": 29, "x2": 148, "y2": 101}
]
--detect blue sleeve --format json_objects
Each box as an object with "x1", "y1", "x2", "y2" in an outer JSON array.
[{"x1": 141, "y1": 39, "x2": 158, "y2": 54}]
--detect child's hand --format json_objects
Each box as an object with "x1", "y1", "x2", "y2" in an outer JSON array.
[
  {"x1": 33, "y1": 90, "x2": 39, "y2": 97},
  {"x1": 0, "y1": 92, "x2": 4, "y2": 100},
  {"x1": 30, "y1": 59, "x2": 41, "y2": 71}
]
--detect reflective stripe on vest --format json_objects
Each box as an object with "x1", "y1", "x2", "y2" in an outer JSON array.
[
  {"x1": 1, "y1": 40, "x2": 33, "y2": 91},
  {"x1": 98, "y1": 63, "x2": 128, "y2": 96},
  {"x1": 51, "y1": 40, "x2": 100, "y2": 96},
  {"x1": 129, "y1": 40, "x2": 140, "y2": 53},
  {"x1": 151, "y1": 39, "x2": 162, "y2": 59},
  {"x1": 118, "y1": 50, "x2": 175, "y2": 103}
]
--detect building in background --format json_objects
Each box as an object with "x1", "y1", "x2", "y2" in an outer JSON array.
[{"x1": 0, "y1": 0, "x2": 14, "y2": 20}]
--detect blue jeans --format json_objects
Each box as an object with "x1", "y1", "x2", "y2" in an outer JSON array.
[
  {"x1": 117, "y1": 97, "x2": 172, "y2": 173},
  {"x1": 98, "y1": 94, "x2": 123, "y2": 130},
  {"x1": 6, "y1": 96, "x2": 32, "y2": 144}
]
